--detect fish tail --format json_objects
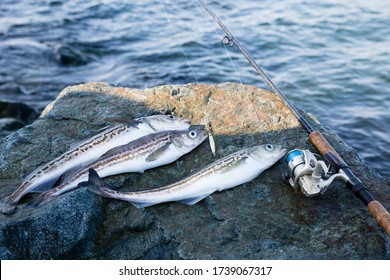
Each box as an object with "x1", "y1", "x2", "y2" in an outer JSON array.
[
  {"x1": 83, "y1": 168, "x2": 112, "y2": 198},
  {"x1": 0, "y1": 196, "x2": 18, "y2": 215}
]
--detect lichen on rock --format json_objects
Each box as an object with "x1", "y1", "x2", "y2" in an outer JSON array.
[{"x1": 0, "y1": 82, "x2": 389, "y2": 259}]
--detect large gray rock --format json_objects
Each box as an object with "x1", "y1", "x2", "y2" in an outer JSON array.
[
  {"x1": 0, "y1": 82, "x2": 389, "y2": 259},
  {"x1": 0, "y1": 101, "x2": 38, "y2": 141},
  {"x1": 0, "y1": 100, "x2": 38, "y2": 124}
]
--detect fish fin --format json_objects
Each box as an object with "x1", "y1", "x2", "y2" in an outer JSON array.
[
  {"x1": 20, "y1": 166, "x2": 64, "y2": 192},
  {"x1": 21, "y1": 172, "x2": 30, "y2": 182},
  {"x1": 83, "y1": 168, "x2": 112, "y2": 198},
  {"x1": 95, "y1": 125, "x2": 112, "y2": 133},
  {"x1": 131, "y1": 202, "x2": 156, "y2": 209},
  {"x1": 28, "y1": 158, "x2": 92, "y2": 193},
  {"x1": 99, "y1": 143, "x2": 132, "y2": 159},
  {"x1": 58, "y1": 165, "x2": 86, "y2": 186},
  {"x1": 85, "y1": 169, "x2": 169, "y2": 209},
  {"x1": 178, "y1": 193, "x2": 214, "y2": 205},
  {"x1": 104, "y1": 118, "x2": 141, "y2": 128},
  {"x1": 25, "y1": 190, "x2": 57, "y2": 208},
  {"x1": 84, "y1": 169, "x2": 148, "y2": 208},
  {"x1": 145, "y1": 142, "x2": 171, "y2": 162},
  {"x1": 29, "y1": 176, "x2": 62, "y2": 193},
  {"x1": 69, "y1": 125, "x2": 115, "y2": 149},
  {"x1": 1, "y1": 176, "x2": 63, "y2": 213},
  {"x1": 220, "y1": 156, "x2": 248, "y2": 174},
  {"x1": 67, "y1": 138, "x2": 87, "y2": 151}
]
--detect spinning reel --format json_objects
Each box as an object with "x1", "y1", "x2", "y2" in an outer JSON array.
[{"x1": 284, "y1": 149, "x2": 349, "y2": 197}]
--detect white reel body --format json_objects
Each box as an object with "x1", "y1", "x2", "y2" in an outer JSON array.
[{"x1": 286, "y1": 149, "x2": 348, "y2": 197}]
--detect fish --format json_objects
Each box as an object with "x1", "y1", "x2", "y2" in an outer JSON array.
[
  {"x1": 27, "y1": 126, "x2": 208, "y2": 208},
  {"x1": 86, "y1": 144, "x2": 286, "y2": 208},
  {"x1": 0, "y1": 114, "x2": 191, "y2": 214}
]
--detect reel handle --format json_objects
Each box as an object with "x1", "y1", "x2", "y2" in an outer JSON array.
[{"x1": 368, "y1": 201, "x2": 390, "y2": 236}]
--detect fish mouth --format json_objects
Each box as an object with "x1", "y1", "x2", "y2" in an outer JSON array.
[
  {"x1": 196, "y1": 130, "x2": 209, "y2": 142},
  {"x1": 195, "y1": 128, "x2": 209, "y2": 143},
  {"x1": 277, "y1": 148, "x2": 288, "y2": 160},
  {"x1": 200, "y1": 132, "x2": 209, "y2": 142}
]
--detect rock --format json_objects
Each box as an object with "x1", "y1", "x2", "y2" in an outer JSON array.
[
  {"x1": 0, "y1": 82, "x2": 389, "y2": 260},
  {"x1": 0, "y1": 188, "x2": 102, "y2": 259},
  {"x1": 0, "y1": 101, "x2": 38, "y2": 124},
  {"x1": 0, "y1": 118, "x2": 25, "y2": 139},
  {"x1": 0, "y1": 101, "x2": 39, "y2": 141},
  {"x1": 52, "y1": 44, "x2": 90, "y2": 66}
]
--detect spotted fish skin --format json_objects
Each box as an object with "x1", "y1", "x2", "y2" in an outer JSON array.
[
  {"x1": 87, "y1": 144, "x2": 286, "y2": 208},
  {"x1": 0, "y1": 115, "x2": 191, "y2": 214},
  {"x1": 27, "y1": 126, "x2": 208, "y2": 208}
]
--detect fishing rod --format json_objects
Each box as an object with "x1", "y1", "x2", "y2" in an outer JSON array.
[{"x1": 198, "y1": 0, "x2": 390, "y2": 236}]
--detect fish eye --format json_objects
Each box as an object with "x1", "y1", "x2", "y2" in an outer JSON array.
[
  {"x1": 189, "y1": 131, "x2": 197, "y2": 139},
  {"x1": 266, "y1": 144, "x2": 273, "y2": 151},
  {"x1": 168, "y1": 115, "x2": 174, "y2": 119}
]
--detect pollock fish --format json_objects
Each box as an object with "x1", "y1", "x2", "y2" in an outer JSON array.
[
  {"x1": 27, "y1": 126, "x2": 208, "y2": 208},
  {"x1": 86, "y1": 144, "x2": 286, "y2": 208},
  {"x1": 0, "y1": 115, "x2": 191, "y2": 214}
]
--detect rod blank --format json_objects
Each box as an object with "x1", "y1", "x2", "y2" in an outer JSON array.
[{"x1": 198, "y1": 0, "x2": 390, "y2": 236}]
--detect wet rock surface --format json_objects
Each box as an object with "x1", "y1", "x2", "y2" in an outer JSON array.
[
  {"x1": 0, "y1": 101, "x2": 39, "y2": 141},
  {"x1": 0, "y1": 82, "x2": 389, "y2": 259}
]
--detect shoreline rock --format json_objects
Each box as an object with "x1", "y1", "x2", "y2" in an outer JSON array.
[
  {"x1": 0, "y1": 101, "x2": 39, "y2": 141},
  {"x1": 0, "y1": 82, "x2": 389, "y2": 259}
]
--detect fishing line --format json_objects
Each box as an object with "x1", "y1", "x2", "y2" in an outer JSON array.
[
  {"x1": 191, "y1": 1, "x2": 242, "y2": 83},
  {"x1": 190, "y1": 0, "x2": 286, "y2": 177},
  {"x1": 192, "y1": 0, "x2": 295, "y2": 183},
  {"x1": 192, "y1": 1, "x2": 243, "y2": 84},
  {"x1": 196, "y1": 0, "x2": 390, "y2": 236},
  {"x1": 191, "y1": 0, "x2": 274, "y2": 143},
  {"x1": 160, "y1": 0, "x2": 283, "y2": 168},
  {"x1": 159, "y1": 0, "x2": 199, "y2": 83}
]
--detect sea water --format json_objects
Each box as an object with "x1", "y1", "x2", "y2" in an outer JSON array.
[{"x1": 0, "y1": 0, "x2": 389, "y2": 180}]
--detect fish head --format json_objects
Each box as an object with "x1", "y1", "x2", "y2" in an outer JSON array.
[
  {"x1": 170, "y1": 125, "x2": 208, "y2": 152},
  {"x1": 145, "y1": 115, "x2": 191, "y2": 131},
  {"x1": 248, "y1": 144, "x2": 287, "y2": 163}
]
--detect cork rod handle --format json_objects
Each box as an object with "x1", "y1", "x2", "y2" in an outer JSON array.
[
  {"x1": 310, "y1": 130, "x2": 390, "y2": 236},
  {"x1": 367, "y1": 201, "x2": 390, "y2": 236},
  {"x1": 309, "y1": 130, "x2": 341, "y2": 159}
]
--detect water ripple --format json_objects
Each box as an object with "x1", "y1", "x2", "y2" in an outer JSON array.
[{"x1": 0, "y1": 0, "x2": 389, "y2": 179}]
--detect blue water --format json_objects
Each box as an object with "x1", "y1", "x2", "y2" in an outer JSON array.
[{"x1": 0, "y1": 0, "x2": 389, "y2": 180}]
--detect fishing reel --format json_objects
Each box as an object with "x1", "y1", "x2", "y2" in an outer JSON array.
[{"x1": 284, "y1": 149, "x2": 349, "y2": 197}]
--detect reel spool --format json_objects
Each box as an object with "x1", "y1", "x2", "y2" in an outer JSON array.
[{"x1": 285, "y1": 149, "x2": 349, "y2": 197}]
